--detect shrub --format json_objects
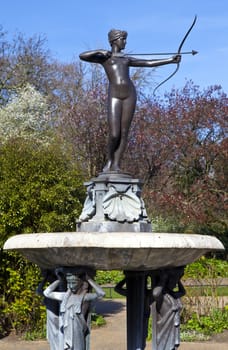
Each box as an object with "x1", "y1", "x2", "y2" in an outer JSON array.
[
  {"x1": 95, "y1": 270, "x2": 124, "y2": 285},
  {"x1": 181, "y1": 308, "x2": 228, "y2": 338},
  {"x1": 2, "y1": 253, "x2": 46, "y2": 336}
]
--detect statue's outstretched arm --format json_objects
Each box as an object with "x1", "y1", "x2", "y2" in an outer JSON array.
[
  {"x1": 129, "y1": 55, "x2": 181, "y2": 68},
  {"x1": 79, "y1": 50, "x2": 111, "y2": 63}
]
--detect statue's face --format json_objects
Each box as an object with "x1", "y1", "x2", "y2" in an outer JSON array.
[
  {"x1": 67, "y1": 274, "x2": 82, "y2": 293},
  {"x1": 114, "y1": 37, "x2": 127, "y2": 50}
]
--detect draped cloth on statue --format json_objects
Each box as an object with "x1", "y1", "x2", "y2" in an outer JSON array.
[
  {"x1": 152, "y1": 293, "x2": 182, "y2": 350},
  {"x1": 60, "y1": 291, "x2": 89, "y2": 350}
]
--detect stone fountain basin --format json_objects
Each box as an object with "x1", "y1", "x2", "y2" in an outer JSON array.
[{"x1": 4, "y1": 232, "x2": 224, "y2": 271}]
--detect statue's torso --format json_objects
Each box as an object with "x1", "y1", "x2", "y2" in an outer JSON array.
[{"x1": 103, "y1": 56, "x2": 136, "y2": 99}]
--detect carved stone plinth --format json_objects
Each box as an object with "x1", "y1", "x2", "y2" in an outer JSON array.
[{"x1": 77, "y1": 172, "x2": 151, "y2": 233}]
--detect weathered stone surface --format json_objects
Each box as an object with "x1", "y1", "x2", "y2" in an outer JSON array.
[{"x1": 4, "y1": 232, "x2": 224, "y2": 270}]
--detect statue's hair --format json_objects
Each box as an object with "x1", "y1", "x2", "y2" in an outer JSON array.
[{"x1": 108, "y1": 29, "x2": 127, "y2": 45}]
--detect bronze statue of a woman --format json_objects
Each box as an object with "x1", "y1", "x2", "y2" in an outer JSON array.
[{"x1": 80, "y1": 29, "x2": 181, "y2": 172}]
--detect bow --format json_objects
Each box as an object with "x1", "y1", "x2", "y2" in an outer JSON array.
[{"x1": 153, "y1": 15, "x2": 197, "y2": 95}]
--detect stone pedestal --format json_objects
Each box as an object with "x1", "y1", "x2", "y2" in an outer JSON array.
[{"x1": 77, "y1": 172, "x2": 151, "y2": 233}]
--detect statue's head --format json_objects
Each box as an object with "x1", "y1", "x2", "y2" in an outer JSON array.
[
  {"x1": 108, "y1": 29, "x2": 128, "y2": 46},
  {"x1": 66, "y1": 273, "x2": 84, "y2": 293}
]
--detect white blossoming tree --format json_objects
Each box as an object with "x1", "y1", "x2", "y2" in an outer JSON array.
[{"x1": 0, "y1": 83, "x2": 51, "y2": 141}]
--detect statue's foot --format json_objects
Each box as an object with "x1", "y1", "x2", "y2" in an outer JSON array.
[
  {"x1": 102, "y1": 161, "x2": 112, "y2": 173},
  {"x1": 103, "y1": 161, "x2": 121, "y2": 173}
]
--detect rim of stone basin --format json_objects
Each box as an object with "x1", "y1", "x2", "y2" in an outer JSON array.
[{"x1": 4, "y1": 232, "x2": 224, "y2": 270}]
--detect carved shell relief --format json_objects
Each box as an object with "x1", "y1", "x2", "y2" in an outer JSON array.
[{"x1": 103, "y1": 185, "x2": 142, "y2": 222}]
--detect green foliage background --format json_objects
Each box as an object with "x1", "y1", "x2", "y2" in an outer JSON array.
[
  {"x1": 0, "y1": 137, "x2": 85, "y2": 337},
  {"x1": 0, "y1": 138, "x2": 85, "y2": 245}
]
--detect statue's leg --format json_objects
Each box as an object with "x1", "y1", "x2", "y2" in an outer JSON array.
[
  {"x1": 103, "y1": 97, "x2": 122, "y2": 172},
  {"x1": 112, "y1": 94, "x2": 136, "y2": 170}
]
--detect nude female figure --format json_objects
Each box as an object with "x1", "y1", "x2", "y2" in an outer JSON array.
[{"x1": 80, "y1": 29, "x2": 181, "y2": 172}]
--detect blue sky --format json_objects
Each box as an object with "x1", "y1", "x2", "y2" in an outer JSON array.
[{"x1": 1, "y1": 0, "x2": 228, "y2": 95}]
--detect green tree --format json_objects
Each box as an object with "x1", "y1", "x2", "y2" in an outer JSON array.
[
  {"x1": 0, "y1": 137, "x2": 85, "y2": 336},
  {"x1": 0, "y1": 138, "x2": 85, "y2": 246}
]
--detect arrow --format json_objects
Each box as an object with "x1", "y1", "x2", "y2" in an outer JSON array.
[{"x1": 126, "y1": 50, "x2": 198, "y2": 56}]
